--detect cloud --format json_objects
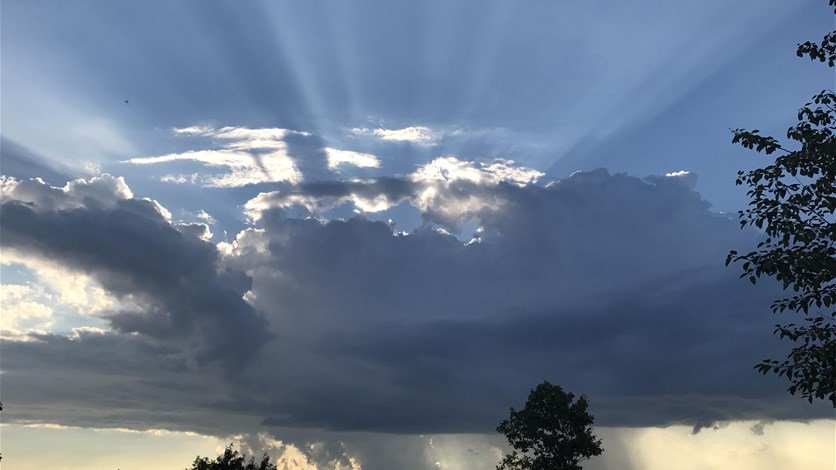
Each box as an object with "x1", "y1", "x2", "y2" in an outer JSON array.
[
  {"x1": 411, "y1": 157, "x2": 543, "y2": 186},
  {"x1": 128, "y1": 126, "x2": 383, "y2": 186},
  {"x1": 172, "y1": 125, "x2": 311, "y2": 143},
  {"x1": 128, "y1": 149, "x2": 302, "y2": 187},
  {"x1": 160, "y1": 173, "x2": 200, "y2": 184},
  {"x1": 223, "y1": 168, "x2": 829, "y2": 433},
  {"x1": 749, "y1": 420, "x2": 774, "y2": 436},
  {"x1": 243, "y1": 157, "x2": 543, "y2": 229},
  {"x1": 325, "y1": 148, "x2": 381, "y2": 170},
  {"x1": 0, "y1": 283, "x2": 54, "y2": 336},
  {"x1": 127, "y1": 126, "x2": 308, "y2": 187},
  {"x1": 0, "y1": 175, "x2": 270, "y2": 366},
  {"x1": 1, "y1": 168, "x2": 832, "y2": 449},
  {"x1": 1, "y1": 173, "x2": 134, "y2": 210},
  {"x1": 351, "y1": 126, "x2": 439, "y2": 145},
  {"x1": 175, "y1": 222, "x2": 214, "y2": 241},
  {"x1": 195, "y1": 209, "x2": 217, "y2": 225}
]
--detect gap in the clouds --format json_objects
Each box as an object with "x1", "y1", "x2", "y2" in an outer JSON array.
[
  {"x1": 0, "y1": 260, "x2": 112, "y2": 338},
  {"x1": 0, "y1": 262, "x2": 38, "y2": 286}
]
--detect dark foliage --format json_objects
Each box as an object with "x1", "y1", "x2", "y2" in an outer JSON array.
[
  {"x1": 796, "y1": 1, "x2": 836, "y2": 66},
  {"x1": 727, "y1": 1, "x2": 836, "y2": 406},
  {"x1": 496, "y1": 381, "x2": 603, "y2": 470},
  {"x1": 187, "y1": 445, "x2": 276, "y2": 470}
]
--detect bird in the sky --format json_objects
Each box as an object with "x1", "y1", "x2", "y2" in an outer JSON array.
[{"x1": 124, "y1": 100, "x2": 129, "y2": 105}]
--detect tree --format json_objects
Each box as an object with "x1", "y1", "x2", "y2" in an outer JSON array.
[
  {"x1": 187, "y1": 445, "x2": 276, "y2": 470},
  {"x1": 726, "y1": 0, "x2": 835, "y2": 406},
  {"x1": 496, "y1": 381, "x2": 603, "y2": 470}
]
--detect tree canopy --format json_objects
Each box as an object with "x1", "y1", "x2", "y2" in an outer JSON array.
[
  {"x1": 727, "y1": 0, "x2": 835, "y2": 406},
  {"x1": 187, "y1": 445, "x2": 276, "y2": 470},
  {"x1": 496, "y1": 381, "x2": 603, "y2": 470}
]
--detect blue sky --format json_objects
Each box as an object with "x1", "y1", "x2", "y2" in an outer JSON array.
[
  {"x1": 1, "y1": 1, "x2": 834, "y2": 469},
  {"x1": 3, "y1": 0, "x2": 830, "y2": 217}
]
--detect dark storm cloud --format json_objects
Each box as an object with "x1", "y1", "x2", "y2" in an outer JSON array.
[
  {"x1": 219, "y1": 170, "x2": 830, "y2": 433},
  {"x1": 0, "y1": 170, "x2": 831, "y2": 442},
  {"x1": 0, "y1": 175, "x2": 270, "y2": 366},
  {"x1": 0, "y1": 330, "x2": 233, "y2": 432}
]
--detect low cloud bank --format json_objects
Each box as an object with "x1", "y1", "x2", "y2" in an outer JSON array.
[{"x1": 1, "y1": 168, "x2": 830, "y2": 448}]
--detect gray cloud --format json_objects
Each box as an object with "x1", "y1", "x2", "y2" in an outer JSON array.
[
  {"x1": 1, "y1": 170, "x2": 831, "y2": 455},
  {"x1": 0, "y1": 175, "x2": 270, "y2": 367},
  {"x1": 217, "y1": 170, "x2": 829, "y2": 434},
  {"x1": 749, "y1": 420, "x2": 774, "y2": 436}
]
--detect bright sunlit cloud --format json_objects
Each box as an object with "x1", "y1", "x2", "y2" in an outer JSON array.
[
  {"x1": 130, "y1": 149, "x2": 302, "y2": 187},
  {"x1": 127, "y1": 126, "x2": 306, "y2": 187},
  {"x1": 351, "y1": 126, "x2": 440, "y2": 145},
  {"x1": 242, "y1": 156, "x2": 542, "y2": 221},
  {"x1": 325, "y1": 147, "x2": 381, "y2": 169},
  {"x1": 411, "y1": 156, "x2": 544, "y2": 186}
]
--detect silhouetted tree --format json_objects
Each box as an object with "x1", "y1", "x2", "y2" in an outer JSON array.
[
  {"x1": 496, "y1": 381, "x2": 602, "y2": 470},
  {"x1": 727, "y1": 0, "x2": 835, "y2": 406},
  {"x1": 187, "y1": 444, "x2": 276, "y2": 470},
  {"x1": 796, "y1": 1, "x2": 836, "y2": 66}
]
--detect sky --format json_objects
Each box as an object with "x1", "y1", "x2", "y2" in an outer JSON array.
[{"x1": 0, "y1": 1, "x2": 834, "y2": 469}]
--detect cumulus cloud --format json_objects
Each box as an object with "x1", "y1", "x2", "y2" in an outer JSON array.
[
  {"x1": 175, "y1": 222, "x2": 214, "y2": 241},
  {"x1": 2, "y1": 250, "x2": 116, "y2": 316},
  {"x1": 1, "y1": 173, "x2": 133, "y2": 209},
  {"x1": 244, "y1": 157, "x2": 543, "y2": 230},
  {"x1": 1, "y1": 168, "x2": 832, "y2": 460},
  {"x1": 0, "y1": 283, "x2": 54, "y2": 336},
  {"x1": 221, "y1": 168, "x2": 821, "y2": 434},
  {"x1": 410, "y1": 157, "x2": 543, "y2": 186},
  {"x1": 0, "y1": 175, "x2": 270, "y2": 365},
  {"x1": 225, "y1": 169, "x2": 825, "y2": 433}
]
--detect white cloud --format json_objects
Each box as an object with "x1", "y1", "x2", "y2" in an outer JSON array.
[
  {"x1": 210, "y1": 126, "x2": 311, "y2": 141},
  {"x1": 127, "y1": 127, "x2": 307, "y2": 187},
  {"x1": 173, "y1": 125, "x2": 214, "y2": 136},
  {"x1": 1, "y1": 174, "x2": 133, "y2": 210},
  {"x1": 244, "y1": 157, "x2": 543, "y2": 224},
  {"x1": 129, "y1": 149, "x2": 301, "y2": 187},
  {"x1": 0, "y1": 283, "x2": 54, "y2": 336},
  {"x1": 160, "y1": 173, "x2": 200, "y2": 184},
  {"x1": 172, "y1": 125, "x2": 310, "y2": 141},
  {"x1": 411, "y1": 157, "x2": 543, "y2": 186},
  {"x1": 196, "y1": 209, "x2": 216, "y2": 225},
  {"x1": 1, "y1": 250, "x2": 117, "y2": 316},
  {"x1": 351, "y1": 126, "x2": 439, "y2": 145},
  {"x1": 325, "y1": 148, "x2": 381, "y2": 169}
]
